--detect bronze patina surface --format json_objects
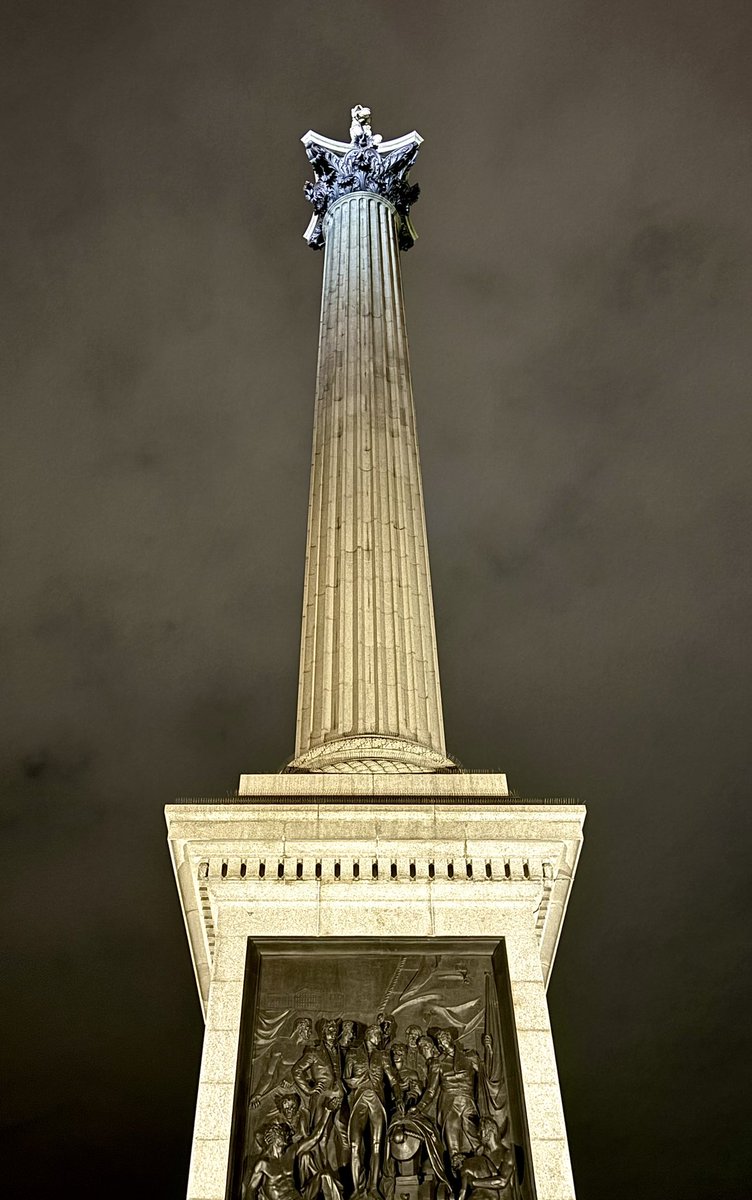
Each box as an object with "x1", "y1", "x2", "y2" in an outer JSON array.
[{"x1": 229, "y1": 940, "x2": 533, "y2": 1200}]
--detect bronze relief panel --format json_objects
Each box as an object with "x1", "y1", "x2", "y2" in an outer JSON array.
[{"x1": 229, "y1": 940, "x2": 534, "y2": 1200}]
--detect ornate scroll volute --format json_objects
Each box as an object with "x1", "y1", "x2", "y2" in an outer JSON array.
[{"x1": 302, "y1": 105, "x2": 422, "y2": 251}]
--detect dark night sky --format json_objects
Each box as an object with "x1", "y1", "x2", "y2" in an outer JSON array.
[{"x1": 2, "y1": 1, "x2": 751, "y2": 1196}]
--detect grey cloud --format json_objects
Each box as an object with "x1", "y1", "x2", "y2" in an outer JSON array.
[{"x1": 2, "y1": 1, "x2": 751, "y2": 1196}]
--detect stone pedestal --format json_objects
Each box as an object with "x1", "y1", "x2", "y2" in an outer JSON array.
[{"x1": 166, "y1": 774, "x2": 584, "y2": 1200}]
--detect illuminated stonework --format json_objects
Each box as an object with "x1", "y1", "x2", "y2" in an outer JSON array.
[{"x1": 167, "y1": 109, "x2": 585, "y2": 1200}]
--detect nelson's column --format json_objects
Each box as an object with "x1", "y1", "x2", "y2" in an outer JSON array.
[{"x1": 166, "y1": 107, "x2": 585, "y2": 1200}]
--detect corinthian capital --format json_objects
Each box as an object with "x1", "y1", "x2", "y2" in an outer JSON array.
[{"x1": 301, "y1": 108, "x2": 423, "y2": 251}]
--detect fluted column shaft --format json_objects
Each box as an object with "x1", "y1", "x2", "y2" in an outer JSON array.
[{"x1": 293, "y1": 192, "x2": 447, "y2": 769}]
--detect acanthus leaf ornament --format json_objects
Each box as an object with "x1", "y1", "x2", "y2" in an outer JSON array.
[{"x1": 302, "y1": 106, "x2": 422, "y2": 251}]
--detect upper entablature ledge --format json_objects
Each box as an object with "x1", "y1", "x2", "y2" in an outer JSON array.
[{"x1": 302, "y1": 104, "x2": 422, "y2": 251}]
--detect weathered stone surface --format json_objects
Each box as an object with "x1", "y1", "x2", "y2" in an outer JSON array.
[
  {"x1": 515, "y1": 1029, "x2": 562, "y2": 1084},
  {"x1": 187, "y1": 1137, "x2": 231, "y2": 1199},
  {"x1": 526, "y1": 1138, "x2": 577, "y2": 1199},
  {"x1": 521, "y1": 1084, "x2": 569, "y2": 1145},
  {"x1": 199, "y1": 1027, "x2": 240, "y2": 1084},
  {"x1": 193, "y1": 1082, "x2": 236, "y2": 1142},
  {"x1": 292, "y1": 188, "x2": 451, "y2": 773},
  {"x1": 510, "y1": 980, "x2": 556, "y2": 1032},
  {"x1": 236, "y1": 772, "x2": 510, "y2": 796},
  {"x1": 205, "y1": 980, "x2": 244, "y2": 1031}
]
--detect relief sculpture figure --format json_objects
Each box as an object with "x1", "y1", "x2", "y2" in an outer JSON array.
[
  {"x1": 272, "y1": 1092, "x2": 327, "y2": 1199},
  {"x1": 386, "y1": 1041, "x2": 452, "y2": 1199},
  {"x1": 292, "y1": 1019, "x2": 348, "y2": 1185},
  {"x1": 388, "y1": 1043, "x2": 422, "y2": 1109},
  {"x1": 417, "y1": 1030, "x2": 488, "y2": 1164},
  {"x1": 252, "y1": 1017, "x2": 317, "y2": 1109},
  {"x1": 345, "y1": 1024, "x2": 403, "y2": 1199},
  {"x1": 275, "y1": 1092, "x2": 309, "y2": 1143},
  {"x1": 246, "y1": 1120, "x2": 332, "y2": 1200},
  {"x1": 401, "y1": 1026, "x2": 429, "y2": 1095},
  {"x1": 457, "y1": 1120, "x2": 514, "y2": 1200},
  {"x1": 339, "y1": 1021, "x2": 359, "y2": 1059}
]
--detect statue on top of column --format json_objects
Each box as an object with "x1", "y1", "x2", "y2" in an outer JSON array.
[{"x1": 349, "y1": 105, "x2": 382, "y2": 146}]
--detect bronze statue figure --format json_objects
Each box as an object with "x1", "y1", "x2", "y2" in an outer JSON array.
[
  {"x1": 246, "y1": 1120, "x2": 332, "y2": 1200},
  {"x1": 457, "y1": 1120, "x2": 515, "y2": 1200},
  {"x1": 344, "y1": 1023, "x2": 403, "y2": 1198},
  {"x1": 417, "y1": 1030, "x2": 485, "y2": 1161},
  {"x1": 252, "y1": 1017, "x2": 317, "y2": 1109}
]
